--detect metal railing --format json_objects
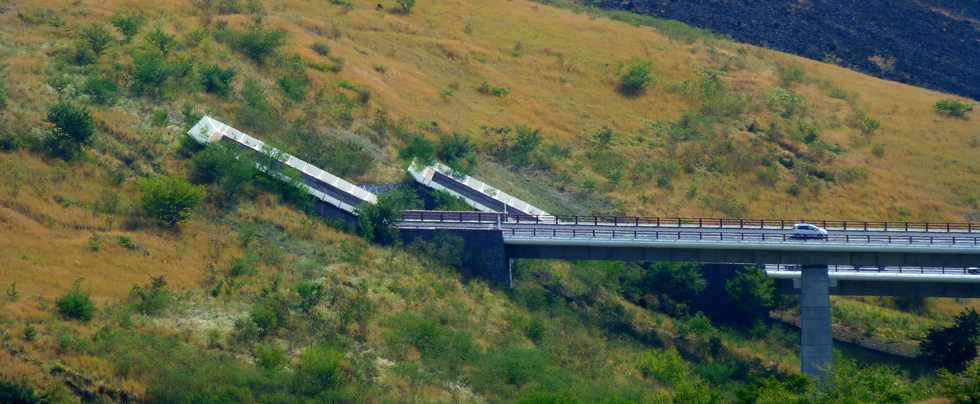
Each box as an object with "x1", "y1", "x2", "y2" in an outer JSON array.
[
  {"x1": 399, "y1": 211, "x2": 979, "y2": 233},
  {"x1": 499, "y1": 227, "x2": 980, "y2": 247},
  {"x1": 766, "y1": 264, "x2": 980, "y2": 276}
]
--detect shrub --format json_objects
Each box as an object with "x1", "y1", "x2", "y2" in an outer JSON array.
[
  {"x1": 920, "y1": 309, "x2": 980, "y2": 371},
  {"x1": 145, "y1": 26, "x2": 176, "y2": 56},
  {"x1": 79, "y1": 23, "x2": 113, "y2": 55},
  {"x1": 0, "y1": 78, "x2": 6, "y2": 110},
  {"x1": 200, "y1": 64, "x2": 236, "y2": 97},
  {"x1": 724, "y1": 265, "x2": 775, "y2": 323},
  {"x1": 478, "y1": 81, "x2": 511, "y2": 97},
  {"x1": 191, "y1": 143, "x2": 257, "y2": 199},
  {"x1": 220, "y1": 24, "x2": 287, "y2": 64},
  {"x1": 139, "y1": 175, "x2": 205, "y2": 227},
  {"x1": 871, "y1": 143, "x2": 886, "y2": 158},
  {"x1": 44, "y1": 101, "x2": 95, "y2": 160},
  {"x1": 0, "y1": 378, "x2": 39, "y2": 404},
  {"x1": 385, "y1": 312, "x2": 477, "y2": 369},
  {"x1": 431, "y1": 189, "x2": 470, "y2": 211},
  {"x1": 356, "y1": 188, "x2": 420, "y2": 243},
  {"x1": 499, "y1": 125, "x2": 542, "y2": 167},
  {"x1": 767, "y1": 87, "x2": 802, "y2": 118},
  {"x1": 295, "y1": 281, "x2": 323, "y2": 314},
  {"x1": 397, "y1": 0, "x2": 416, "y2": 14},
  {"x1": 82, "y1": 76, "x2": 119, "y2": 105},
  {"x1": 56, "y1": 280, "x2": 96, "y2": 321},
  {"x1": 293, "y1": 346, "x2": 345, "y2": 395},
  {"x1": 238, "y1": 79, "x2": 276, "y2": 132},
  {"x1": 255, "y1": 342, "x2": 287, "y2": 371},
  {"x1": 250, "y1": 296, "x2": 289, "y2": 337},
  {"x1": 398, "y1": 134, "x2": 436, "y2": 165},
  {"x1": 131, "y1": 50, "x2": 172, "y2": 96},
  {"x1": 310, "y1": 42, "x2": 330, "y2": 56},
  {"x1": 278, "y1": 72, "x2": 309, "y2": 102},
  {"x1": 437, "y1": 132, "x2": 477, "y2": 174},
  {"x1": 129, "y1": 276, "x2": 172, "y2": 315},
  {"x1": 938, "y1": 359, "x2": 980, "y2": 404},
  {"x1": 935, "y1": 99, "x2": 974, "y2": 118},
  {"x1": 111, "y1": 10, "x2": 146, "y2": 43},
  {"x1": 617, "y1": 59, "x2": 653, "y2": 96},
  {"x1": 778, "y1": 63, "x2": 807, "y2": 87}
]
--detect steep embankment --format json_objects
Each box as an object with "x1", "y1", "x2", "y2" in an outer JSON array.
[{"x1": 581, "y1": 0, "x2": 980, "y2": 101}]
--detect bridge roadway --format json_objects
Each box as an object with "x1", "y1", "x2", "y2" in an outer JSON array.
[{"x1": 398, "y1": 211, "x2": 980, "y2": 379}]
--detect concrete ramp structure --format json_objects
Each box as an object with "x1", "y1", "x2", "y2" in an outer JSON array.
[
  {"x1": 408, "y1": 161, "x2": 549, "y2": 218},
  {"x1": 187, "y1": 116, "x2": 378, "y2": 216}
]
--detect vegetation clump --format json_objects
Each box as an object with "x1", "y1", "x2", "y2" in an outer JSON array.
[
  {"x1": 920, "y1": 309, "x2": 980, "y2": 371},
  {"x1": 139, "y1": 175, "x2": 205, "y2": 228},
  {"x1": 617, "y1": 59, "x2": 654, "y2": 96},
  {"x1": 934, "y1": 99, "x2": 974, "y2": 118},
  {"x1": 200, "y1": 64, "x2": 236, "y2": 97},
  {"x1": 56, "y1": 280, "x2": 96, "y2": 322},
  {"x1": 44, "y1": 101, "x2": 95, "y2": 160}
]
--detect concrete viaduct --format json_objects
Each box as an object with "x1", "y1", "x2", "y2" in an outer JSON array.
[{"x1": 188, "y1": 116, "x2": 980, "y2": 380}]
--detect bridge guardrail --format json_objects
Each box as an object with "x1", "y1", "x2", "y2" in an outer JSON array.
[
  {"x1": 400, "y1": 211, "x2": 979, "y2": 233},
  {"x1": 501, "y1": 227, "x2": 980, "y2": 247},
  {"x1": 767, "y1": 264, "x2": 980, "y2": 275}
]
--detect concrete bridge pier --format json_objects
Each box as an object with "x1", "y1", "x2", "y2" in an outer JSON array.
[{"x1": 800, "y1": 264, "x2": 833, "y2": 379}]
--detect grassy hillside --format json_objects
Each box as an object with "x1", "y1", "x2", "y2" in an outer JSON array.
[{"x1": 0, "y1": 0, "x2": 978, "y2": 401}]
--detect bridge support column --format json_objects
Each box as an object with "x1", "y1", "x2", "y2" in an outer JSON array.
[{"x1": 800, "y1": 265, "x2": 833, "y2": 380}]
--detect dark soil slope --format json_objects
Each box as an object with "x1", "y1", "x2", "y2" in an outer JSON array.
[{"x1": 587, "y1": 0, "x2": 980, "y2": 100}]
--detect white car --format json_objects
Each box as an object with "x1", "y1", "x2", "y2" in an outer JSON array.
[{"x1": 790, "y1": 223, "x2": 828, "y2": 240}]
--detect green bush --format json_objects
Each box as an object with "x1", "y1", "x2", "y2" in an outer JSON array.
[
  {"x1": 437, "y1": 132, "x2": 477, "y2": 174},
  {"x1": 82, "y1": 76, "x2": 119, "y2": 105},
  {"x1": 79, "y1": 23, "x2": 113, "y2": 55},
  {"x1": 778, "y1": 63, "x2": 807, "y2": 87},
  {"x1": 255, "y1": 342, "x2": 287, "y2": 371},
  {"x1": 250, "y1": 296, "x2": 290, "y2": 337},
  {"x1": 399, "y1": 134, "x2": 436, "y2": 165},
  {"x1": 278, "y1": 72, "x2": 309, "y2": 102},
  {"x1": 292, "y1": 346, "x2": 346, "y2": 395},
  {"x1": 218, "y1": 24, "x2": 287, "y2": 64},
  {"x1": 0, "y1": 78, "x2": 6, "y2": 110},
  {"x1": 478, "y1": 81, "x2": 511, "y2": 97},
  {"x1": 935, "y1": 99, "x2": 974, "y2": 118},
  {"x1": 191, "y1": 143, "x2": 257, "y2": 200},
  {"x1": 295, "y1": 280, "x2": 323, "y2": 314},
  {"x1": 397, "y1": 0, "x2": 416, "y2": 13},
  {"x1": 385, "y1": 312, "x2": 478, "y2": 370},
  {"x1": 139, "y1": 175, "x2": 205, "y2": 227},
  {"x1": 938, "y1": 359, "x2": 980, "y2": 404},
  {"x1": 111, "y1": 10, "x2": 146, "y2": 43},
  {"x1": 0, "y1": 378, "x2": 39, "y2": 404},
  {"x1": 129, "y1": 276, "x2": 172, "y2": 316},
  {"x1": 237, "y1": 79, "x2": 276, "y2": 132},
  {"x1": 724, "y1": 265, "x2": 775, "y2": 323},
  {"x1": 200, "y1": 64, "x2": 236, "y2": 97},
  {"x1": 431, "y1": 189, "x2": 470, "y2": 211},
  {"x1": 617, "y1": 59, "x2": 653, "y2": 96},
  {"x1": 310, "y1": 42, "x2": 331, "y2": 56},
  {"x1": 767, "y1": 87, "x2": 802, "y2": 118},
  {"x1": 56, "y1": 280, "x2": 96, "y2": 321},
  {"x1": 44, "y1": 101, "x2": 95, "y2": 160},
  {"x1": 145, "y1": 26, "x2": 176, "y2": 56},
  {"x1": 498, "y1": 126, "x2": 542, "y2": 167},
  {"x1": 356, "y1": 188, "x2": 420, "y2": 243},
  {"x1": 131, "y1": 49, "x2": 172, "y2": 97},
  {"x1": 920, "y1": 309, "x2": 979, "y2": 371}
]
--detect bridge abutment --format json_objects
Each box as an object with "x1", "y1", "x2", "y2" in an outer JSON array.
[{"x1": 800, "y1": 264, "x2": 833, "y2": 379}]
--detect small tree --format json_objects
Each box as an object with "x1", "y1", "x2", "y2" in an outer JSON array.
[
  {"x1": 139, "y1": 176, "x2": 205, "y2": 228},
  {"x1": 935, "y1": 99, "x2": 974, "y2": 118},
  {"x1": 200, "y1": 64, "x2": 236, "y2": 97},
  {"x1": 56, "y1": 280, "x2": 96, "y2": 322},
  {"x1": 145, "y1": 26, "x2": 176, "y2": 56},
  {"x1": 397, "y1": 0, "x2": 416, "y2": 14},
  {"x1": 131, "y1": 49, "x2": 171, "y2": 97},
  {"x1": 229, "y1": 24, "x2": 287, "y2": 64},
  {"x1": 398, "y1": 135, "x2": 436, "y2": 165},
  {"x1": 129, "y1": 276, "x2": 171, "y2": 316},
  {"x1": 0, "y1": 378, "x2": 40, "y2": 404},
  {"x1": 617, "y1": 59, "x2": 654, "y2": 96},
  {"x1": 83, "y1": 76, "x2": 120, "y2": 106},
  {"x1": 724, "y1": 265, "x2": 775, "y2": 323},
  {"x1": 921, "y1": 309, "x2": 980, "y2": 371},
  {"x1": 938, "y1": 359, "x2": 980, "y2": 404},
  {"x1": 79, "y1": 23, "x2": 113, "y2": 55},
  {"x1": 111, "y1": 10, "x2": 146, "y2": 43},
  {"x1": 45, "y1": 101, "x2": 95, "y2": 160},
  {"x1": 356, "y1": 188, "x2": 420, "y2": 243},
  {"x1": 437, "y1": 132, "x2": 477, "y2": 174},
  {"x1": 293, "y1": 346, "x2": 345, "y2": 395}
]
